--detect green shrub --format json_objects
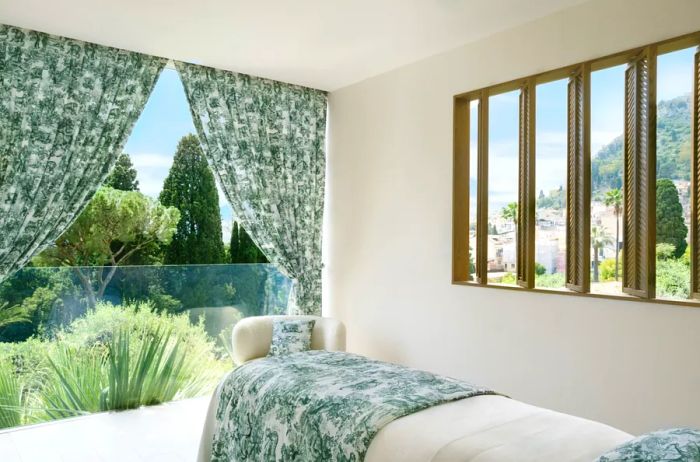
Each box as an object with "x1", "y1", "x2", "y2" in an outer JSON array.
[
  {"x1": 50, "y1": 302, "x2": 228, "y2": 400},
  {"x1": 656, "y1": 243, "x2": 677, "y2": 261},
  {"x1": 535, "y1": 273, "x2": 565, "y2": 288},
  {"x1": 534, "y1": 263, "x2": 547, "y2": 276},
  {"x1": 499, "y1": 273, "x2": 517, "y2": 284},
  {"x1": 657, "y1": 257, "x2": 690, "y2": 299},
  {"x1": 0, "y1": 337, "x2": 53, "y2": 402},
  {"x1": 599, "y1": 259, "x2": 616, "y2": 282},
  {"x1": 0, "y1": 301, "x2": 231, "y2": 427}
]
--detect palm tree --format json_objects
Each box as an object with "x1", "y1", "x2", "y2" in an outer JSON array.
[
  {"x1": 604, "y1": 189, "x2": 622, "y2": 280},
  {"x1": 591, "y1": 226, "x2": 613, "y2": 283},
  {"x1": 501, "y1": 202, "x2": 518, "y2": 227}
]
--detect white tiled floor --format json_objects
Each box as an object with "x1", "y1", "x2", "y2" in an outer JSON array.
[{"x1": 0, "y1": 396, "x2": 210, "y2": 462}]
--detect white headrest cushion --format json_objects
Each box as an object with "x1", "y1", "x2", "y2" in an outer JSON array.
[{"x1": 231, "y1": 315, "x2": 346, "y2": 365}]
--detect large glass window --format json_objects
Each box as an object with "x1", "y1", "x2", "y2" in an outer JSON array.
[
  {"x1": 488, "y1": 91, "x2": 520, "y2": 284},
  {"x1": 590, "y1": 64, "x2": 626, "y2": 294},
  {"x1": 535, "y1": 79, "x2": 568, "y2": 289},
  {"x1": 655, "y1": 47, "x2": 694, "y2": 300},
  {"x1": 454, "y1": 31, "x2": 700, "y2": 306},
  {"x1": 0, "y1": 69, "x2": 285, "y2": 430}
]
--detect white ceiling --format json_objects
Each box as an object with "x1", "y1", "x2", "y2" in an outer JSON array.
[{"x1": 0, "y1": 0, "x2": 588, "y2": 91}]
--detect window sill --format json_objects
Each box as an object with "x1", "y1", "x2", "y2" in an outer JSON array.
[{"x1": 452, "y1": 280, "x2": 700, "y2": 309}]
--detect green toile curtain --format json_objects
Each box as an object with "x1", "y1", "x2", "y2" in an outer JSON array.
[
  {"x1": 0, "y1": 24, "x2": 166, "y2": 283},
  {"x1": 175, "y1": 61, "x2": 327, "y2": 316}
]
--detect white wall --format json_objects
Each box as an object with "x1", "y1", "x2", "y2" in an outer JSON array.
[{"x1": 326, "y1": 0, "x2": 700, "y2": 435}]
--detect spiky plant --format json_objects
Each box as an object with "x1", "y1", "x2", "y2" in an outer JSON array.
[
  {"x1": 105, "y1": 328, "x2": 186, "y2": 410},
  {"x1": 42, "y1": 345, "x2": 106, "y2": 420},
  {"x1": 0, "y1": 360, "x2": 23, "y2": 428}
]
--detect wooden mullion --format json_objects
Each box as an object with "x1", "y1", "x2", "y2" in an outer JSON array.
[
  {"x1": 452, "y1": 97, "x2": 470, "y2": 283},
  {"x1": 476, "y1": 91, "x2": 489, "y2": 284},
  {"x1": 517, "y1": 79, "x2": 536, "y2": 288},
  {"x1": 565, "y1": 64, "x2": 591, "y2": 293},
  {"x1": 691, "y1": 47, "x2": 700, "y2": 298},
  {"x1": 622, "y1": 46, "x2": 657, "y2": 299}
]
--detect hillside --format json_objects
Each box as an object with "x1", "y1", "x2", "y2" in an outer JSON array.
[{"x1": 591, "y1": 94, "x2": 691, "y2": 196}]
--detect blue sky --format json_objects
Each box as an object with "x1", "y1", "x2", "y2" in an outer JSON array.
[{"x1": 123, "y1": 68, "x2": 234, "y2": 240}]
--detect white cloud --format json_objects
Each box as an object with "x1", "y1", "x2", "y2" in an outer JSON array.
[
  {"x1": 131, "y1": 152, "x2": 174, "y2": 169},
  {"x1": 128, "y1": 152, "x2": 174, "y2": 199}
]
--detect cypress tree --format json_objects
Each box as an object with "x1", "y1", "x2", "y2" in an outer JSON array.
[
  {"x1": 159, "y1": 134, "x2": 225, "y2": 264},
  {"x1": 229, "y1": 221, "x2": 268, "y2": 263},
  {"x1": 239, "y1": 225, "x2": 269, "y2": 263},
  {"x1": 656, "y1": 178, "x2": 688, "y2": 258},
  {"x1": 229, "y1": 221, "x2": 241, "y2": 263},
  {"x1": 105, "y1": 153, "x2": 139, "y2": 191}
]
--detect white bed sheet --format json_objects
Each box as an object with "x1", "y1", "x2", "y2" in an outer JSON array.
[
  {"x1": 198, "y1": 388, "x2": 632, "y2": 461},
  {"x1": 365, "y1": 395, "x2": 631, "y2": 462}
]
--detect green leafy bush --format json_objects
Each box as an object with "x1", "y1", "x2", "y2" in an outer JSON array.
[
  {"x1": 657, "y1": 258, "x2": 690, "y2": 299},
  {"x1": 535, "y1": 273, "x2": 565, "y2": 288},
  {"x1": 0, "y1": 302, "x2": 231, "y2": 428},
  {"x1": 599, "y1": 258, "x2": 622, "y2": 282},
  {"x1": 534, "y1": 263, "x2": 547, "y2": 276},
  {"x1": 499, "y1": 273, "x2": 517, "y2": 285}
]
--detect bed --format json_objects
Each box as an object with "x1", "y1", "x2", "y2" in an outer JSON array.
[{"x1": 198, "y1": 315, "x2": 632, "y2": 462}]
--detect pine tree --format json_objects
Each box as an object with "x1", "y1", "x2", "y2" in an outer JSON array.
[
  {"x1": 656, "y1": 178, "x2": 688, "y2": 258},
  {"x1": 159, "y1": 134, "x2": 225, "y2": 264},
  {"x1": 105, "y1": 153, "x2": 139, "y2": 191}
]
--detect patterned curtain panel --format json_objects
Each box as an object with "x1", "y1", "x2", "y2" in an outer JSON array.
[
  {"x1": 0, "y1": 24, "x2": 166, "y2": 283},
  {"x1": 175, "y1": 61, "x2": 327, "y2": 316}
]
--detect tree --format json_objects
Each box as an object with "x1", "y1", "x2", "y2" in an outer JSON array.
[
  {"x1": 104, "y1": 153, "x2": 139, "y2": 191},
  {"x1": 230, "y1": 221, "x2": 268, "y2": 264},
  {"x1": 37, "y1": 187, "x2": 180, "y2": 307},
  {"x1": 537, "y1": 186, "x2": 565, "y2": 210},
  {"x1": 501, "y1": 202, "x2": 518, "y2": 225},
  {"x1": 159, "y1": 135, "x2": 225, "y2": 264},
  {"x1": 604, "y1": 188, "x2": 622, "y2": 280},
  {"x1": 241, "y1": 226, "x2": 268, "y2": 263},
  {"x1": 656, "y1": 178, "x2": 687, "y2": 258},
  {"x1": 229, "y1": 221, "x2": 241, "y2": 263},
  {"x1": 591, "y1": 226, "x2": 613, "y2": 283}
]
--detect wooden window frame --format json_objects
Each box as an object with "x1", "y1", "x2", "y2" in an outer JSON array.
[
  {"x1": 691, "y1": 46, "x2": 700, "y2": 299},
  {"x1": 622, "y1": 46, "x2": 656, "y2": 298},
  {"x1": 517, "y1": 79, "x2": 536, "y2": 289},
  {"x1": 452, "y1": 30, "x2": 700, "y2": 309},
  {"x1": 565, "y1": 64, "x2": 591, "y2": 293}
]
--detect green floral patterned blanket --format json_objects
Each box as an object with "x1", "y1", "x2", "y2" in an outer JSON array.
[{"x1": 210, "y1": 350, "x2": 497, "y2": 461}]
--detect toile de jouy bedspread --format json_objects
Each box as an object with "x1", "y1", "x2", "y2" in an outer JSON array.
[{"x1": 209, "y1": 350, "x2": 497, "y2": 462}]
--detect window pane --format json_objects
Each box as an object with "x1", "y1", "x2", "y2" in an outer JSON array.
[
  {"x1": 469, "y1": 100, "x2": 479, "y2": 280},
  {"x1": 535, "y1": 79, "x2": 567, "y2": 289},
  {"x1": 655, "y1": 47, "x2": 694, "y2": 300},
  {"x1": 590, "y1": 65, "x2": 626, "y2": 294},
  {"x1": 488, "y1": 91, "x2": 519, "y2": 284}
]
